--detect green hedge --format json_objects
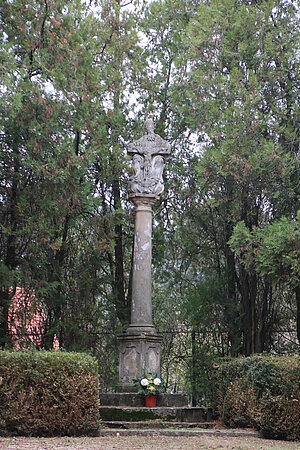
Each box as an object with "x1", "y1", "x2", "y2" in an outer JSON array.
[
  {"x1": 214, "y1": 355, "x2": 300, "y2": 440},
  {"x1": 0, "y1": 351, "x2": 100, "y2": 436}
]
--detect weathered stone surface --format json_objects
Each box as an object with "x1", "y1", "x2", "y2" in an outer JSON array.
[
  {"x1": 100, "y1": 393, "x2": 189, "y2": 408},
  {"x1": 98, "y1": 428, "x2": 260, "y2": 438},
  {"x1": 128, "y1": 119, "x2": 171, "y2": 196},
  {"x1": 101, "y1": 420, "x2": 216, "y2": 429},
  {"x1": 130, "y1": 196, "x2": 157, "y2": 328},
  {"x1": 99, "y1": 406, "x2": 215, "y2": 423},
  {"x1": 118, "y1": 331, "x2": 162, "y2": 386},
  {"x1": 118, "y1": 120, "x2": 171, "y2": 388}
]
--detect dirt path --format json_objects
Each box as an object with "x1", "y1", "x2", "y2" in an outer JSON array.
[{"x1": 0, "y1": 433, "x2": 299, "y2": 450}]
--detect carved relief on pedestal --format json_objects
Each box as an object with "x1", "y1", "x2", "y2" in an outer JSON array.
[
  {"x1": 119, "y1": 344, "x2": 140, "y2": 383},
  {"x1": 128, "y1": 119, "x2": 171, "y2": 197},
  {"x1": 118, "y1": 336, "x2": 162, "y2": 384},
  {"x1": 147, "y1": 347, "x2": 160, "y2": 374}
]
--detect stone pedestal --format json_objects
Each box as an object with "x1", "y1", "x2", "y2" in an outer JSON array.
[
  {"x1": 118, "y1": 195, "x2": 162, "y2": 388},
  {"x1": 118, "y1": 331, "x2": 162, "y2": 388}
]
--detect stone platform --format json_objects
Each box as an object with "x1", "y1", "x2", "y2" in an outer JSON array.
[
  {"x1": 98, "y1": 428, "x2": 259, "y2": 438},
  {"x1": 99, "y1": 391, "x2": 216, "y2": 429},
  {"x1": 100, "y1": 392, "x2": 188, "y2": 407},
  {"x1": 99, "y1": 405, "x2": 215, "y2": 423},
  {"x1": 101, "y1": 420, "x2": 216, "y2": 429},
  {"x1": 100, "y1": 389, "x2": 217, "y2": 434}
]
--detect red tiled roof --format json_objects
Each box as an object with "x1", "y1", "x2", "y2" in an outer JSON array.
[{"x1": 8, "y1": 288, "x2": 59, "y2": 350}]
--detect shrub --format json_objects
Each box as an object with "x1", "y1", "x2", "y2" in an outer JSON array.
[
  {"x1": 0, "y1": 350, "x2": 100, "y2": 436},
  {"x1": 214, "y1": 355, "x2": 300, "y2": 440}
]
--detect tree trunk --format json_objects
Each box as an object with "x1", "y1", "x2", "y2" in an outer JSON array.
[
  {"x1": 0, "y1": 289, "x2": 11, "y2": 349},
  {"x1": 296, "y1": 286, "x2": 300, "y2": 346},
  {"x1": 257, "y1": 282, "x2": 273, "y2": 353},
  {"x1": 43, "y1": 214, "x2": 70, "y2": 350},
  {"x1": 112, "y1": 179, "x2": 129, "y2": 326},
  {"x1": 191, "y1": 328, "x2": 197, "y2": 407},
  {"x1": 238, "y1": 265, "x2": 257, "y2": 356},
  {"x1": 0, "y1": 150, "x2": 19, "y2": 348},
  {"x1": 224, "y1": 240, "x2": 241, "y2": 356}
]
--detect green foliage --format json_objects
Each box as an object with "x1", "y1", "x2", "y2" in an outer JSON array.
[
  {"x1": 134, "y1": 372, "x2": 163, "y2": 397},
  {"x1": 186, "y1": 340, "x2": 217, "y2": 407},
  {"x1": 230, "y1": 214, "x2": 300, "y2": 287},
  {"x1": 182, "y1": 275, "x2": 241, "y2": 403},
  {"x1": 0, "y1": 0, "x2": 137, "y2": 355},
  {"x1": 214, "y1": 355, "x2": 300, "y2": 440},
  {"x1": 184, "y1": 274, "x2": 240, "y2": 339},
  {"x1": 0, "y1": 350, "x2": 100, "y2": 436},
  {"x1": 169, "y1": 0, "x2": 300, "y2": 355}
]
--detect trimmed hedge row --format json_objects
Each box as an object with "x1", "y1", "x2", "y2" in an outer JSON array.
[
  {"x1": 214, "y1": 355, "x2": 300, "y2": 440},
  {"x1": 0, "y1": 351, "x2": 100, "y2": 436}
]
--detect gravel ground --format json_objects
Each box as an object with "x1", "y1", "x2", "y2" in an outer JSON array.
[{"x1": 0, "y1": 433, "x2": 299, "y2": 450}]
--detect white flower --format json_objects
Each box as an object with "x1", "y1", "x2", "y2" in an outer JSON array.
[
  {"x1": 141, "y1": 378, "x2": 149, "y2": 386},
  {"x1": 153, "y1": 378, "x2": 161, "y2": 386}
]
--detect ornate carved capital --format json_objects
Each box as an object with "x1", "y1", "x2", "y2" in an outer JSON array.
[
  {"x1": 128, "y1": 119, "x2": 171, "y2": 197},
  {"x1": 129, "y1": 193, "x2": 159, "y2": 210}
]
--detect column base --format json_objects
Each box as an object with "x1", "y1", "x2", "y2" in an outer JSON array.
[
  {"x1": 118, "y1": 327, "x2": 162, "y2": 388},
  {"x1": 126, "y1": 323, "x2": 158, "y2": 335}
]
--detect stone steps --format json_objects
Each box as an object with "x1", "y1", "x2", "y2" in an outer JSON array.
[
  {"x1": 99, "y1": 406, "x2": 215, "y2": 423},
  {"x1": 99, "y1": 428, "x2": 259, "y2": 438},
  {"x1": 102, "y1": 420, "x2": 217, "y2": 429},
  {"x1": 99, "y1": 392, "x2": 218, "y2": 436}
]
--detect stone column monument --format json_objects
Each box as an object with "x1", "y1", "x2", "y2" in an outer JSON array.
[{"x1": 118, "y1": 119, "x2": 171, "y2": 389}]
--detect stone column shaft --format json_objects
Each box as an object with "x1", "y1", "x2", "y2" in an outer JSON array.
[
  {"x1": 131, "y1": 201, "x2": 153, "y2": 328},
  {"x1": 117, "y1": 196, "x2": 161, "y2": 387}
]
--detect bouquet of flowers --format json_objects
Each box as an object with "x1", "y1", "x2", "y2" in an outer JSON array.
[{"x1": 134, "y1": 372, "x2": 162, "y2": 397}]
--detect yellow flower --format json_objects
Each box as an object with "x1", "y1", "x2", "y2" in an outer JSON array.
[{"x1": 149, "y1": 385, "x2": 155, "y2": 392}]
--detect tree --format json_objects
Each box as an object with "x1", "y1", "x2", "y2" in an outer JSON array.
[
  {"x1": 171, "y1": 0, "x2": 300, "y2": 355},
  {"x1": 230, "y1": 213, "x2": 300, "y2": 344},
  {"x1": 0, "y1": 0, "x2": 129, "y2": 351}
]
